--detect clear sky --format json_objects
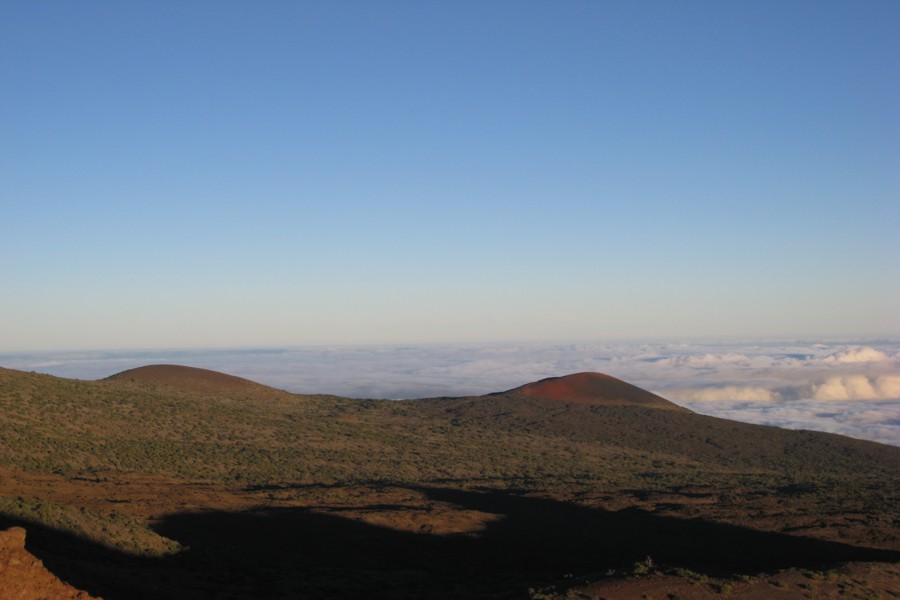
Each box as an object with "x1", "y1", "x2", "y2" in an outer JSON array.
[{"x1": 2, "y1": 1, "x2": 898, "y2": 351}]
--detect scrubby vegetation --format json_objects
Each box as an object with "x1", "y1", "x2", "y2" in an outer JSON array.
[
  {"x1": 0, "y1": 495, "x2": 179, "y2": 556},
  {"x1": 3, "y1": 368, "x2": 896, "y2": 490},
  {"x1": 0, "y1": 365, "x2": 898, "y2": 599}
]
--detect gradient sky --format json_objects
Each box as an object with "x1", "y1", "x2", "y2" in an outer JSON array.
[{"x1": 2, "y1": 1, "x2": 898, "y2": 351}]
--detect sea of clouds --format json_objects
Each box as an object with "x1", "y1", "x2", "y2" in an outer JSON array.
[{"x1": 2, "y1": 339, "x2": 898, "y2": 446}]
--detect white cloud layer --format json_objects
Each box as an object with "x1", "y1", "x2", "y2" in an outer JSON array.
[
  {"x1": 665, "y1": 353, "x2": 751, "y2": 368},
  {"x1": 2, "y1": 340, "x2": 899, "y2": 445},
  {"x1": 668, "y1": 386, "x2": 780, "y2": 402},
  {"x1": 822, "y1": 346, "x2": 890, "y2": 364},
  {"x1": 667, "y1": 374, "x2": 900, "y2": 404},
  {"x1": 812, "y1": 375, "x2": 900, "y2": 401}
]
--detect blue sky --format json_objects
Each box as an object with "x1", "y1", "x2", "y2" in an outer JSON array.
[{"x1": 2, "y1": 1, "x2": 898, "y2": 351}]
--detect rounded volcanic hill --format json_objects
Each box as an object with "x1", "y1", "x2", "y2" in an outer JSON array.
[
  {"x1": 507, "y1": 372, "x2": 687, "y2": 411},
  {"x1": 105, "y1": 364, "x2": 286, "y2": 398}
]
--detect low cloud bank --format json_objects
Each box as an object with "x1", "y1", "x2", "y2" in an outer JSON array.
[
  {"x1": 668, "y1": 386, "x2": 779, "y2": 402},
  {"x1": 665, "y1": 374, "x2": 900, "y2": 404},
  {"x1": 812, "y1": 375, "x2": 900, "y2": 401},
  {"x1": 2, "y1": 340, "x2": 898, "y2": 445},
  {"x1": 823, "y1": 346, "x2": 889, "y2": 364},
  {"x1": 665, "y1": 353, "x2": 751, "y2": 368}
]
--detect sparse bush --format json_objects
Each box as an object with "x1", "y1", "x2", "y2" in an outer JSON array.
[{"x1": 633, "y1": 556, "x2": 655, "y2": 575}]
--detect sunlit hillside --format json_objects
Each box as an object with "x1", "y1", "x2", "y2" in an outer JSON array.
[{"x1": 1, "y1": 365, "x2": 898, "y2": 599}]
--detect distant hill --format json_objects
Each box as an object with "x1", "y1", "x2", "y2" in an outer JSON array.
[
  {"x1": 0, "y1": 364, "x2": 895, "y2": 485},
  {"x1": 106, "y1": 364, "x2": 287, "y2": 398},
  {"x1": 505, "y1": 371, "x2": 687, "y2": 410},
  {"x1": 422, "y1": 375, "x2": 899, "y2": 480}
]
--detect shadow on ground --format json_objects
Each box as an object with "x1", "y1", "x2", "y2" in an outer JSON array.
[{"x1": 3, "y1": 486, "x2": 898, "y2": 599}]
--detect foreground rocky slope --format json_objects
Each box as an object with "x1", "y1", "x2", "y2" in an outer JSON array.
[{"x1": 0, "y1": 527, "x2": 98, "y2": 600}]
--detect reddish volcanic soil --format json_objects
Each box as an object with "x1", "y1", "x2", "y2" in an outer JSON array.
[
  {"x1": 0, "y1": 527, "x2": 98, "y2": 600},
  {"x1": 106, "y1": 364, "x2": 284, "y2": 397},
  {"x1": 512, "y1": 372, "x2": 686, "y2": 410}
]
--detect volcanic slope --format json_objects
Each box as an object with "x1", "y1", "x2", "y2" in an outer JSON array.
[
  {"x1": 420, "y1": 372, "x2": 898, "y2": 477},
  {"x1": 106, "y1": 364, "x2": 292, "y2": 400},
  {"x1": 0, "y1": 366, "x2": 898, "y2": 599},
  {"x1": 509, "y1": 371, "x2": 686, "y2": 409}
]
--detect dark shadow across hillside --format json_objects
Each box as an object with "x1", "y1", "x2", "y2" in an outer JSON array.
[{"x1": 3, "y1": 486, "x2": 899, "y2": 599}]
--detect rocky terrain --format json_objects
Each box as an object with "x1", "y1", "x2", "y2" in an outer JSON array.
[{"x1": 0, "y1": 526, "x2": 98, "y2": 600}]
